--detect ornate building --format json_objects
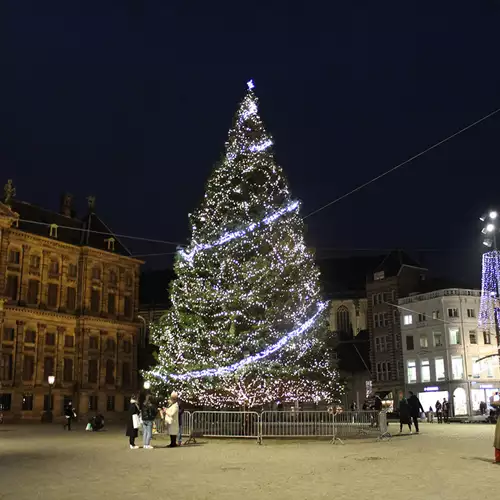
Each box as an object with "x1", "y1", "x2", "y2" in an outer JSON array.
[{"x1": 0, "y1": 182, "x2": 143, "y2": 421}]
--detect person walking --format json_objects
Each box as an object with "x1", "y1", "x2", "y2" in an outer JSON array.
[
  {"x1": 164, "y1": 392, "x2": 180, "y2": 448},
  {"x1": 435, "y1": 400, "x2": 443, "y2": 424},
  {"x1": 126, "y1": 395, "x2": 140, "y2": 449},
  {"x1": 399, "y1": 397, "x2": 412, "y2": 434},
  {"x1": 141, "y1": 395, "x2": 157, "y2": 449},
  {"x1": 63, "y1": 402, "x2": 76, "y2": 431},
  {"x1": 408, "y1": 391, "x2": 424, "y2": 434}
]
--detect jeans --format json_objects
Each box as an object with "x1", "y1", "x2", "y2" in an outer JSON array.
[
  {"x1": 143, "y1": 421, "x2": 153, "y2": 447},
  {"x1": 178, "y1": 425, "x2": 182, "y2": 445}
]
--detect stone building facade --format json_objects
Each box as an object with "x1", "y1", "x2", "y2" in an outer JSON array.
[
  {"x1": 0, "y1": 185, "x2": 142, "y2": 421},
  {"x1": 366, "y1": 251, "x2": 426, "y2": 410}
]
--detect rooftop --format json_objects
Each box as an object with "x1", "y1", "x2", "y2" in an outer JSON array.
[
  {"x1": 2, "y1": 182, "x2": 132, "y2": 257},
  {"x1": 398, "y1": 288, "x2": 482, "y2": 305}
]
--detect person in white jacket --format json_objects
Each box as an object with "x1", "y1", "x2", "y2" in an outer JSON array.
[{"x1": 165, "y1": 392, "x2": 179, "y2": 448}]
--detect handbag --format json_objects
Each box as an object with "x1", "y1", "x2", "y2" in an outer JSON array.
[{"x1": 132, "y1": 414, "x2": 140, "y2": 429}]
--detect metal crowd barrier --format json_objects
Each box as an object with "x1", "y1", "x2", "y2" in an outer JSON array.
[
  {"x1": 155, "y1": 410, "x2": 391, "y2": 443},
  {"x1": 260, "y1": 411, "x2": 336, "y2": 442},
  {"x1": 190, "y1": 411, "x2": 260, "y2": 442},
  {"x1": 333, "y1": 411, "x2": 391, "y2": 442}
]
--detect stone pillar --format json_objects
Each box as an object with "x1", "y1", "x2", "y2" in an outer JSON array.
[
  {"x1": 35, "y1": 323, "x2": 46, "y2": 386},
  {"x1": 116, "y1": 331, "x2": 123, "y2": 387},
  {"x1": 102, "y1": 264, "x2": 109, "y2": 315},
  {"x1": 0, "y1": 229, "x2": 10, "y2": 297},
  {"x1": 19, "y1": 244, "x2": 30, "y2": 304},
  {"x1": 59, "y1": 255, "x2": 68, "y2": 311},
  {"x1": 55, "y1": 326, "x2": 65, "y2": 386},
  {"x1": 40, "y1": 250, "x2": 50, "y2": 306},
  {"x1": 13, "y1": 320, "x2": 25, "y2": 386}
]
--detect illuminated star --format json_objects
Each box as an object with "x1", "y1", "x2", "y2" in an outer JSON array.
[{"x1": 247, "y1": 79, "x2": 255, "y2": 90}]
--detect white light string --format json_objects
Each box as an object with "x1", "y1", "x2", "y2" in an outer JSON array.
[
  {"x1": 179, "y1": 200, "x2": 300, "y2": 263},
  {"x1": 151, "y1": 301, "x2": 327, "y2": 381}
]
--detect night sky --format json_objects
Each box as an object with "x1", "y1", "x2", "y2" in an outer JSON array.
[{"x1": 2, "y1": 2, "x2": 500, "y2": 284}]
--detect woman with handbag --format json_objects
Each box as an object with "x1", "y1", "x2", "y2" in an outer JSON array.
[
  {"x1": 164, "y1": 392, "x2": 179, "y2": 448},
  {"x1": 126, "y1": 395, "x2": 140, "y2": 449}
]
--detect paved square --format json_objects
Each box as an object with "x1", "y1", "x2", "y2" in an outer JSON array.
[{"x1": 0, "y1": 422, "x2": 497, "y2": 500}]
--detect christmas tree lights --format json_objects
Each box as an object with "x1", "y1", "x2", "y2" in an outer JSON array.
[
  {"x1": 146, "y1": 81, "x2": 343, "y2": 408},
  {"x1": 479, "y1": 250, "x2": 500, "y2": 330}
]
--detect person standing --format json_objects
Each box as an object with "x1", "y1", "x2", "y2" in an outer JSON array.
[
  {"x1": 63, "y1": 402, "x2": 76, "y2": 431},
  {"x1": 141, "y1": 395, "x2": 157, "y2": 449},
  {"x1": 443, "y1": 398, "x2": 450, "y2": 423},
  {"x1": 494, "y1": 406, "x2": 500, "y2": 463},
  {"x1": 164, "y1": 392, "x2": 180, "y2": 448},
  {"x1": 177, "y1": 399, "x2": 184, "y2": 446},
  {"x1": 408, "y1": 391, "x2": 424, "y2": 434},
  {"x1": 399, "y1": 397, "x2": 412, "y2": 434},
  {"x1": 435, "y1": 400, "x2": 443, "y2": 424},
  {"x1": 126, "y1": 395, "x2": 140, "y2": 449}
]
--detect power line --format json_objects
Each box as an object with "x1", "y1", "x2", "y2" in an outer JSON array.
[
  {"x1": 18, "y1": 218, "x2": 183, "y2": 246},
  {"x1": 303, "y1": 106, "x2": 500, "y2": 220}
]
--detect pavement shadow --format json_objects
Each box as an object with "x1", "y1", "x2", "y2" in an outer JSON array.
[{"x1": 461, "y1": 456, "x2": 497, "y2": 464}]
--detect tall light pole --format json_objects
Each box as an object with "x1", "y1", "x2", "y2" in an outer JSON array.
[
  {"x1": 479, "y1": 210, "x2": 500, "y2": 365},
  {"x1": 47, "y1": 375, "x2": 55, "y2": 423}
]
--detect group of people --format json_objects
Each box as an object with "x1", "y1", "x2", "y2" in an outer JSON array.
[
  {"x1": 427, "y1": 398, "x2": 451, "y2": 424},
  {"x1": 398, "y1": 391, "x2": 425, "y2": 434},
  {"x1": 126, "y1": 391, "x2": 181, "y2": 450}
]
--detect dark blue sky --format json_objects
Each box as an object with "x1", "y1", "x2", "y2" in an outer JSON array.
[{"x1": 2, "y1": 1, "x2": 500, "y2": 281}]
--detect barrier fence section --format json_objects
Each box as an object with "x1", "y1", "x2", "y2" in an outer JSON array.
[
  {"x1": 156, "y1": 410, "x2": 391, "y2": 443},
  {"x1": 333, "y1": 411, "x2": 391, "y2": 442},
  {"x1": 190, "y1": 411, "x2": 260, "y2": 442},
  {"x1": 260, "y1": 411, "x2": 335, "y2": 442}
]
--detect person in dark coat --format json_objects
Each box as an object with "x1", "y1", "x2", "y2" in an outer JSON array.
[
  {"x1": 126, "y1": 395, "x2": 140, "y2": 449},
  {"x1": 63, "y1": 402, "x2": 76, "y2": 431},
  {"x1": 399, "y1": 397, "x2": 412, "y2": 433},
  {"x1": 408, "y1": 391, "x2": 424, "y2": 433},
  {"x1": 435, "y1": 400, "x2": 443, "y2": 424}
]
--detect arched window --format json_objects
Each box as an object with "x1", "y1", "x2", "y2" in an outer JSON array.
[
  {"x1": 336, "y1": 305, "x2": 351, "y2": 333},
  {"x1": 105, "y1": 359, "x2": 115, "y2": 384}
]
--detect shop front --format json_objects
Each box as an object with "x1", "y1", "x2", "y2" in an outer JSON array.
[
  {"x1": 470, "y1": 383, "x2": 500, "y2": 413},
  {"x1": 417, "y1": 386, "x2": 449, "y2": 413}
]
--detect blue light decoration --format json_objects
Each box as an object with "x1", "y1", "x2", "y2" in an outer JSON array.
[
  {"x1": 247, "y1": 79, "x2": 255, "y2": 90},
  {"x1": 478, "y1": 250, "x2": 500, "y2": 330},
  {"x1": 179, "y1": 200, "x2": 300, "y2": 263},
  {"x1": 151, "y1": 301, "x2": 327, "y2": 381}
]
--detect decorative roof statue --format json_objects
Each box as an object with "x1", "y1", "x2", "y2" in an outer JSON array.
[
  {"x1": 4, "y1": 179, "x2": 16, "y2": 205},
  {"x1": 87, "y1": 195, "x2": 96, "y2": 212}
]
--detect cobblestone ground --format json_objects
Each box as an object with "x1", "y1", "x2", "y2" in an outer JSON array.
[{"x1": 0, "y1": 422, "x2": 497, "y2": 500}]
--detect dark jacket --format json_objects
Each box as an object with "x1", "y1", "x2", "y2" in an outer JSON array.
[
  {"x1": 408, "y1": 394, "x2": 424, "y2": 416},
  {"x1": 435, "y1": 401, "x2": 442, "y2": 412},
  {"x1": 374, "y1": 397, "x2": 382, "y2": 411},
  {"x1": 64, "y1": 405, "x2": 75, "y2": 418},
  {"x1": 399, "y1": 400, "x2": 411, "y2": 425},
  {"x1": 125, "y1": 401, "x2": 140, "y2": 437},
  {"x1": 141, "y1": 403, "x2": 157, "y2": 422}
]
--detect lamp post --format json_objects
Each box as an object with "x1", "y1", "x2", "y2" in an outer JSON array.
[
  {"x1": 47, "y1": 375, "x2": 55, "y2": 423},
  {"x1": 480, "y1": 210, "x2": 500, "y2": 364}
]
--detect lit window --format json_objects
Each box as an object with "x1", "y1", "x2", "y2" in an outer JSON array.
[
  {"x1": 472, "y1": 357, "x2": 480, "y2": 378},
  {"x1": 403, "y1": 314, "x2": 413, "y2": 325},
  {"x1": 451, "y1": 355, "x2": 464, "y2": 380},
  {"x1": 435, "y1": 357, "x2": 445, "y2": 381},
  {"x1": 420, "y1": 335, "x2": 428, "y2": 348},
  {"x1": 407, "y1": 360, "x2": 417, "y2": 383},
  {"x1": 432, "y1": 310, "x2": 440, "y2": 320},
  {"x1": 484, "y1": 331, "x2": 492, "y2": 345},
  {"x1": 421, "y1": 359, "x2": 431, "y2": 382},
  {"x1": 449, "y1": 327, "x2": 461, "y2": 345}
]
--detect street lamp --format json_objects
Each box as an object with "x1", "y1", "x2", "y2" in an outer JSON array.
[
  {"x1": 47, "y1": 375, "x2": 55, "y2": 423},
  {"x1": 143, "y1": 380, "x2": 151, "y2": 391}
]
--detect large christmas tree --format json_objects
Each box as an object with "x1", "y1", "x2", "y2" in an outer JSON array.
[{"x1": 147, "y1": 81, "x2": 343, "y2": 408}]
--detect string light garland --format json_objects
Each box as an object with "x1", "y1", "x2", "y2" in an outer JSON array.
[
  {"x1": 145, "y1": 80, "x2": 343, "y2": 408},
  {"x1": 151, "y1": 301, "x2": 327, "y2": 381},
  {"x1": 179, "y1": 200, "x2": 299, "y2": 263},
  {"x1": 479, "y1": 250, "x2": 500, "y2": 330}
]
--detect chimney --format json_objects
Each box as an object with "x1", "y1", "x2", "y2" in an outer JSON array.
[{"x1": 60, "y1": 193, "x2": 74, "y2": 217}]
